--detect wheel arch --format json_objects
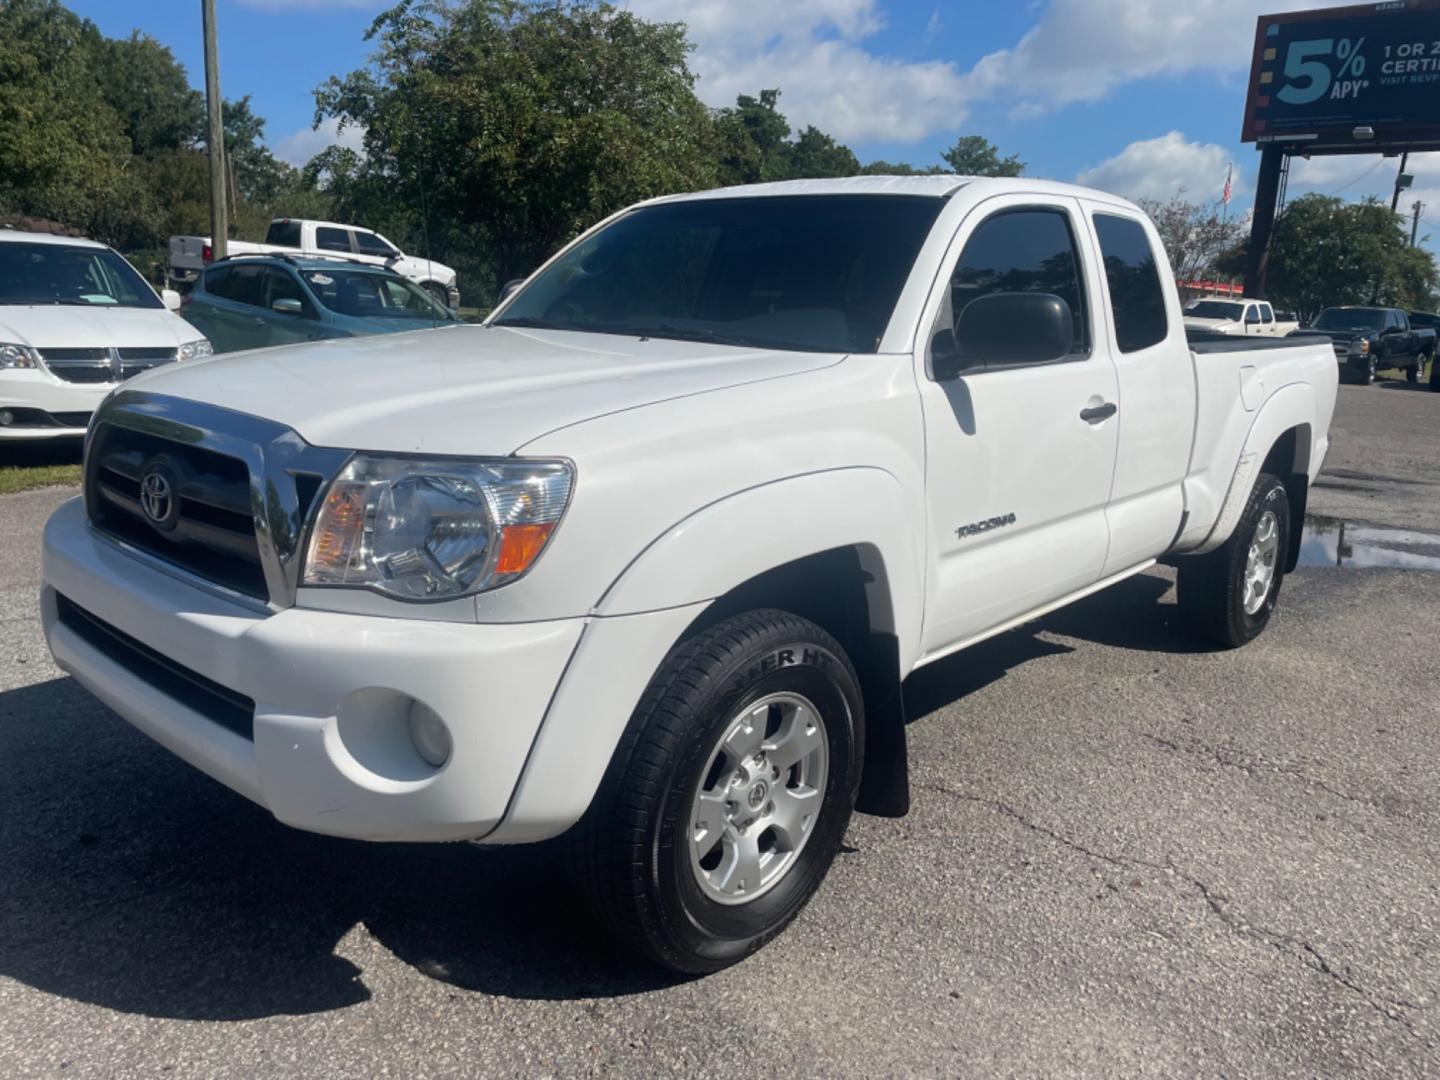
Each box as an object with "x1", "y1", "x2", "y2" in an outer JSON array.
[
  {"x1": 490, "y1": 470, "x2": 923, "y2": 842},
  {"x1": 1192, "y1": 385, "x2": 1315, "y2": 564}
]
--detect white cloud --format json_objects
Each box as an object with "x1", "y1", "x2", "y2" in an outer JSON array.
[
  {"x1": 958, "y1": 0, "x2": 1318, "y2": 114},
  {"x1": 625, "y1": 0, "x2": 970, "y2": 142},
  {"x1": 273, "y1": 117, "x2": 366, "y2": 168},
  {"x1": 1076, "y1": 132, "x2": 1246, "y2": 205}
]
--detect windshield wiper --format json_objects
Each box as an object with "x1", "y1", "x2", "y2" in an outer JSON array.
[
  {"x1": 618, "y1": 323, "x2": 766, "y2": 348},
  {"x1": 492, "y1": 315, "x2": 568, "y2": 330}
]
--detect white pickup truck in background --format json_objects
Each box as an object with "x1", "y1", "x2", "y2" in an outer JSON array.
[
  {"x1": 1183, "y1": 297, "x2": 1298, "y2": 337},
  {"x1": 168, "y1": 218, "x2": 459, "y2": 307},
  {"x1": 43, "y1": 176, "x2": 1336, "y2": 975}
]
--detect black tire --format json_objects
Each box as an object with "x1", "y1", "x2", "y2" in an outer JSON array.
[
  {"x1": 423, "y1": 281, "x2": 451, "y2": 308},
  {"x1": 1408, "y1": 354, "x2": 1423, "y2": 383},
  {"x1": 570, "y1": 609, "x2": 863, "y2": 974},
  {"x1": 1177, "y1": 472, "x2": 1291, "y2": 648},
  {"x1": 1362, "y1": 355, "x2": 1377, "y2": 384}
]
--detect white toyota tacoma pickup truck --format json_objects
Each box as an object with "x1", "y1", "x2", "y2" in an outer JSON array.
[{"x1": 41, "y1": 177, "x2": 1337, "y2": 973}]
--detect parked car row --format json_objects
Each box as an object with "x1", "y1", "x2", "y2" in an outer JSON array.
[
  {"x1": 1, "y1": 224, "x2": 461, "y2": 443},
  {"x1": 1182, "y1": 297, "x2": 1299, "y2": 337},
  {"x1": 168, "y1": 218, "x2": 460, "y2": 309}
]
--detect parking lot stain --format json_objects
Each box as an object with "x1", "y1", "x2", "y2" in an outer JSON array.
[{"x1": 1298, "y1": 515, "x2": 1440, "y2": 570}]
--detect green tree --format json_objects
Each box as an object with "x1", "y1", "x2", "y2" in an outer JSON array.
[
  {"x1": 940, "y1": 135, "x2": 1024, "y2": 177},
  {"x1": 1248, "y1": 194, "x2": 1440, "y2": 319},
  {"x1": 97, "y1": 31, "x2": 204, "y2": 157},
  {"x1": 712, "y1": 89, "x2": 793, "y2": 185},
  {"x1": 0, "y1": 0, "x2": 135, "y2": 238},
  {"x1": 315, "y1": 0, "x2": 720, "y2": 298}
]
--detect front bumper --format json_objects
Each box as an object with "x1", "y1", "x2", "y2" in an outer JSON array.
[
  {"x1": 41, "y1": 497, "x2": 585, "y2": 841},
  {"x1": 1, "y1": 372, "x2": 107, "y2": 439}
]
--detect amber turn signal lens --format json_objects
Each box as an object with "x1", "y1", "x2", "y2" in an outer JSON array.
[{"x1": 494, "y1": 522, "x2": 556, "y2": 575}]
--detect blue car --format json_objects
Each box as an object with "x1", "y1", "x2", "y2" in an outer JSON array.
[{"x1": 180, "y1": 255, "x2": 459, "y2": 353}]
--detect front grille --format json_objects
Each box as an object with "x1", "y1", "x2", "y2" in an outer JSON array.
[
  {"x1": 39, "y1": 346, "x2": 178, "y2": 384},
  {"x1": 0, "y1": 408, "x2": 90, "y2": 429},
  {"x1": 86, "y1": 422, "x2": 269, "y2": 600},
  {"x1": 55, "y1": 592, "x2": 255, "y2": 740}
]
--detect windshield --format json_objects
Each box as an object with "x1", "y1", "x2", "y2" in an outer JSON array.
[
  {"x1": 1313, "y1": 308, "x2": 1384, "y2": 331},
  {"x1": 0, "y1": 242, "x2": 161, "y2": 308},
  {"x1": 493, "y1": 195, "x2": 945, "y2": 353},
  {"x1": 1186, "y1": 301, "x2": 1243, "y2": 320},
  {"x1": 301, "y1": 269, "x2": 454, "y2": 321}
]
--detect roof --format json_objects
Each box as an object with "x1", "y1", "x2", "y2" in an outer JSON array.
[
  {"x1": 0, "y1": 228, "x2": 105, "y2": 249},
  {"x1": 211, "y1": 252, "x2": 395, "y2": 273},
  {"x1": 661, "y1": 175, "x2": 967, "y2": 202},
  {"x1": 652, "y1": 174, "x2": 1144, "y2": 211}
]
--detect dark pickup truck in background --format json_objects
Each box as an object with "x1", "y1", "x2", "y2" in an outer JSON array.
[
  {"x1": 1410, "y1": 311, "x2": 1440, "y2": 391},
  {"x1": 1297, "y1": 306, "x2": 1436, "y2": 386}
]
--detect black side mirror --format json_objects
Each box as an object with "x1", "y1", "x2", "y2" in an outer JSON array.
[
  {"x1": 928, "y1": 327, "x2": 969, "y2": 381},
  {"x1": 500, "y1": 278, "x2": 525, "y2": 302},
  {"x1": 954, "y1": 292, "x2": 1074, "y2": 370}
]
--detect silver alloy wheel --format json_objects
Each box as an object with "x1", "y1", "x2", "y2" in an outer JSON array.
[
  {"x1": 1243, "y1": 509, "x2": 1280, "y2": 615},
  {"x1": 689, "y1": 692, "x2": 829, "y2": 906}
]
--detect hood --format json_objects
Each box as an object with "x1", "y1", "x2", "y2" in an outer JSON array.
[
  {"x1": 0, "y1": 305, "x2": 199, "y2": 348},
  {"x1": 1183, "y1": 316, "x2": 1239, "y2": 330},
  {"x1": 1304, "y1": 327, "x2": 1374, "y2": 344},
  {"x1": 124, "y1": 324, "x2": 842, "y2": 456}
]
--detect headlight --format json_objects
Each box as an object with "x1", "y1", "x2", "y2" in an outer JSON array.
[
  {"x1": 0, "y1": 343, "x2": 41, "y2": 370},
  {"x1": 1351, "y1": 339, "x2": 1370, "y2": 355},
  {"x1": 303, "y1": 455, "x2": 574, "y2": 600},
  {"x1": 177, "y1": 338, "x2": 213, "y2": 361}
]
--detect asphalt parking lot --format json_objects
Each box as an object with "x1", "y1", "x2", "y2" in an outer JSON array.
[{"x1": 2, "y1": 379, "x2": 1439, "y2": 1078}]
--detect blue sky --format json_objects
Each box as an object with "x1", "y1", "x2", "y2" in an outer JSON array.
[{"x1": 65, "y1": 0, "x2": 1440, "y2": 250}]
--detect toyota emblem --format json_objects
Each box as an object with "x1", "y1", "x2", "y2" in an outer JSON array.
[{"x1": 139, "y1": 465, "x2": 179, "y2": 531}]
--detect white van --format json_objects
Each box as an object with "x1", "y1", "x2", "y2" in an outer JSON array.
[{"x1": 0, "y1": 230, "x2": 212, "y2": 441}]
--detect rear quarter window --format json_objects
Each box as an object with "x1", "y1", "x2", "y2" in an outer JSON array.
[{"x1": 1093, "y1": 213, "x2": 1169, "y2": 353}]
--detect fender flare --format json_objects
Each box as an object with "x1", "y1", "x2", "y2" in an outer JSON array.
[
  {"x1": 1194, "y1": 383, "x2": 1314, "y2": 554},
  {"x1": 486, "y1": 468, "x2": 924, "y2": 843},
  {"x1": 595, "y1": 467, "x2": 923, "y2": 654}
]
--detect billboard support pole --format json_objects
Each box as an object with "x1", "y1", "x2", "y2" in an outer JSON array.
[{"x1": 1242, "y1": 143, "x2": 1285, "y2": 300}]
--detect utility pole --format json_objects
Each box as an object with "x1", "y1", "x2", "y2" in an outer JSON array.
[
  {"x1": 1390, "y1": 152, "x2": 1409, "y2": 212},
  {"x1": 202, "y1": 0, "x2": 227, "y2": 260},
  {"x1": 1414, "y1": 201, "x2": 1425, "y2": 248}
]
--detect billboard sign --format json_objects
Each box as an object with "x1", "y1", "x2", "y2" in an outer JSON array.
[{"x1": 1242, "y1": 0, "x2": 1440, "y2": 149}]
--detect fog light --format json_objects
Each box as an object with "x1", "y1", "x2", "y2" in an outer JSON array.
[
  {"x1": 0, "y1": 409, "x2": 12, "y2": 426},
  {"x1": 407, "y1": 700, "x2": 452, "y2": 767}
]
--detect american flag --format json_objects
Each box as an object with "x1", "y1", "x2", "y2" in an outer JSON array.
[{"x1": 1222, "y1": 163, "x2": 1233, "y2": 206}]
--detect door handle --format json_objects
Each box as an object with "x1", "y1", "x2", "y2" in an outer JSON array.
[{"x1": 1080, "y1": 402, "x2": 1117, "y2": 423}]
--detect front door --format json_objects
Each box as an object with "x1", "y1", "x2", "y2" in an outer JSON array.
[{"x1": 916, "y1": 196, "x2": 1120, "y2": 657}]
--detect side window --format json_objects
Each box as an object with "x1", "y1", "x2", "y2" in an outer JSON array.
[
  {"x1": 208, "y1": 264, "x2": 266, "y2": 307},
  {"x1": 1244, "y1": 305, "x2": 1260, "y2": 325},
  {"x1": 266, "y1": 220, "x2": 302, "y2": 247},
  {"x1": 355, "y1": 231, "x2": 397, "y2": 258},
  {"x1": 1092, "y1": 213, "x2": 1169, "y2": 353},
  {"x1": 315, "y1": 227, "x2": 352, "y2": 253},
  {"x1": 1260, "y1": 303, "x2": 1275, "y2": 324},
  {"x1": 203, "y1": 266, "x2": 233, "y2": 299},
  {"x1": 949, "y1": 208, "x2": 1089, "y2": 356},
  {"x1": 264, "y1": 268, "x2": 312, "y2": 316}
]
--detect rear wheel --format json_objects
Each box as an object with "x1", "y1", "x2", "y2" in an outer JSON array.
[
  {"x1": 1178, "y1": 472, "x2": 1291, "y2": 648},
  {"x1": 571, "y1": 609, "x2": 862, "y2": 974}
]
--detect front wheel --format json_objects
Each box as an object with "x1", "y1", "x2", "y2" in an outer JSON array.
[
  {"x1": 1177, "y1": 472, "x2": 1291, "y2": 648},
  {"x1": 1361, "y1": 355, "x2": 1378, "y2": 384},
  {"x1": 1408, "y1": 354, "x2": 1424, "y2": 383},
  {"x1": 571, "y1": 610, "x2": 863, "y2": 974},
  {"x1": 423, "y1": 281, "x2": 452, "y2": 309}
]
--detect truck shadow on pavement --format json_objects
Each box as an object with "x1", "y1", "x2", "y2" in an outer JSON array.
[{"x1": 0, "y1": 572, "x2": 1195, "y2": 1021}]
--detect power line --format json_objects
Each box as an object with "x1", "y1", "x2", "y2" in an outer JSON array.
[{"x1": 1327, "y1": 159, "x2": 1383, "y2": 195}]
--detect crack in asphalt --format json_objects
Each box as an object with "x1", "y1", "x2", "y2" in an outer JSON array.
[
  {"x1": 922, "y1": 782, "x2": 1425, "y2": 1032},
  {"x1": 1139, "y1": 732, "x2": 1406, "y2": 817}
]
